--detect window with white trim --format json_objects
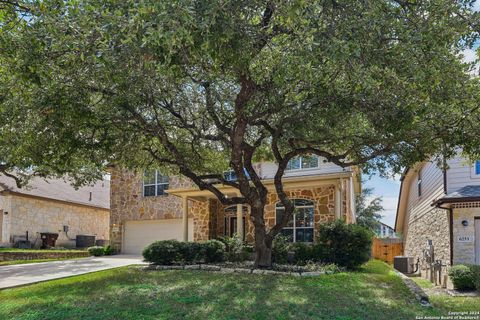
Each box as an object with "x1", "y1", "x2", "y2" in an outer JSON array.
[
  {"x1": 223, "y1": 170, "x2": 237, "y2": 182},
  {"x1": 417, "y1": 168, "x2": 422, "y2": 197},
  {"x1": 143, "y1": 170, "x2": 169, "y2": 197},
  {"x1": 275, "y1": 199, "x2": 314, "y2": 242},
  {"x1": 286, "y1": 155, "x2": 319, "y2": 170},
  {"x1": 223, "y1": 168, "x2": 250, "y2": 182}
]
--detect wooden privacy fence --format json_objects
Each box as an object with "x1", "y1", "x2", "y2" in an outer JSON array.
[{"x1": 371, "y1": 238, "x2": 404, "y2": 264}]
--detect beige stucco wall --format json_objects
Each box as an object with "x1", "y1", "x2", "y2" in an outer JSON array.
[
  {"x1": 3, "y1": 194, "x2": 109, "y2": 248},
  {"x1": 452, "y1": 206, "x2": 479, "y2": 265}
]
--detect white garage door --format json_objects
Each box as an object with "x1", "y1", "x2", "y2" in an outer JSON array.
[{"x1": 123, "y1": 219, "x2": 194, "y2": 255}]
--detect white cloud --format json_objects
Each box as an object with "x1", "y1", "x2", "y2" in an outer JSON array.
[
  {"x1": 366, "y1": 195, "x2": 398, "y2": 228},
  {"x1": 462, "y1": 48, "x2": 478, "y2": 64},
  {"x1": 460, "y1": 48, "x2": 479, "y2": 75}
]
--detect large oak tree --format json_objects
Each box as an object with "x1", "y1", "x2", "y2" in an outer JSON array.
[{"x1": 0, "y1": 0, "x2": 479, "y2": 266}]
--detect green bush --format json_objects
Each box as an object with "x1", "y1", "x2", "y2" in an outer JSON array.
[
  {"x1": 142, "y1": 240, "x2": 228, "y2": 265},
  {"x1": 88, "y1": 246, "x2": 105, "y2": 257},
  {"x1": 103, "y1": 245, "x2": 115, "y2": 256},
  {"x1": 142, "y1": 240, "x2": 182, "y2": 265},
  {"x1": 203, "y1": 240, "x2": 225, "y2": 263},
  {"x1": 218, "y1": 235, "x2": 244, "y2": 262},
  {"x1": 448, "y1": 265, "x2": 475, "y2": 290},
  {"x1": 469, "y1": 265, "x2": 480, "y2": 292},
  {"x1": 291, "y1": 242, "x2": 314, "y2": 265},
  {"x1": 316, "y1": 220, "x2": 373, "y2": 269},
  {"x1": 178, "y1": 242, "x2": 204, "y2": 263},
  {"x1": 272, "y1": 234, "x2": 290, "y2": 264}
]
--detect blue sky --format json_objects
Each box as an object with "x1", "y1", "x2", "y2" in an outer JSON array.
[{"x1": 363, "y1": 174, "x2": 401, "y2": 228}]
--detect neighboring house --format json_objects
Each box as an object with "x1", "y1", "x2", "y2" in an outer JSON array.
[
  {"x1": 0, "y1": 175, "x2": 110, "y2": 248},
  {"x1": 110, "y1": 156, "x2": 360, "y2": 254},
  {"x1": 375, "y1": 222, "x2": 397, "y2": 238},
  {"x1": 396, "y1": 155, "x2": 480, "y2": 274}
]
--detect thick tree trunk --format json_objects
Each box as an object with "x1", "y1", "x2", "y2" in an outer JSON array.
[
  {"x1": 254, "y1": 228, "x2": 273, "y2": 268},
  {"x1": 251, "y1": 205, "x2": 273, "y2": 268}
]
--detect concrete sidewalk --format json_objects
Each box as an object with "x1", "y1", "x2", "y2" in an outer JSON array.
[{"x1": 0, "y1": 255, "x2": 146, "y2": 289}]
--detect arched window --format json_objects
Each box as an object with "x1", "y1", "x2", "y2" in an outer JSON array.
[{"x1": 275, "y1": 199, "x2": 314, "y2": 242}]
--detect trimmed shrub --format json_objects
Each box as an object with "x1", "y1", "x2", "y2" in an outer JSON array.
[
  {"x1": 103, "y1": 245, "x2": 115, "y2": 256},
  {"x1": 218, "y1": 235, "x2": 244, "y2": 262},
  {"x1": 291, "y1": 242, "x2": 314, "y2": 265},
  {"x1": 316, "y1": 220, "x2": 373, "y2": 269},
  {"x1": 448, "y1": 265, "x2": 475, "y2": 290},
  {"x1": 203, "y1": 240, "x2": 225, "y2": 263},
  {"x1": 88, "y1": 246, "x2": 105, "y2": 257},
  {"x1": 178, "y1": 242, "x2": 204, "y2": 263},
  {"x1": 142, "y1": 240, "x2": 182, "y2": 265},
  {"x1": 272, "y1": 234, "x2": 290, "y2": 264},
  {"x1": 469, "y1": 265, "x2": 480, "y2": 292}
]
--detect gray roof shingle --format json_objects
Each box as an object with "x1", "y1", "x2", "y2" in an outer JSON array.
[
  {"x1": 0, "y1": 175, "x2": 110, "y2": 209},
  {"x1": 442, "y1": 185, "x2": 480, "y2": 199}
]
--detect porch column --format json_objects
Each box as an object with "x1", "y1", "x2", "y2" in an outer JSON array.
[
  {"x1": 335, "y1": 182, "x2": 342, "y2": 219},
  {"x1": 236, "y1": 203, "x2": 243, "y2": 240},
  {"x1": 182, "y1": 196, "x2": 189, "y2": 242}
]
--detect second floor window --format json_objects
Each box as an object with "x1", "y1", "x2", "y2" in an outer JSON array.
[
  {"x1": 143, "y1": 170, "x2": 169, "y2": 197},
  {"x1": 286, "y1": 155, "x2": 319, "y2": 171},
  {"x1": 417, "y1": 168, "x2": 422, "y2": 197},
  {"x1": 475, "y1": 161, "x2": 480, "y2": 175},
  {"x1": 223, "y1": 168, "x2": 250, "y2": 182},
  {"x1": 223, "y1": 169, "x2": 237, "y2": 182}
]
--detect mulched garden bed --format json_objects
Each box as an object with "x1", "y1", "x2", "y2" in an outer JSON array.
[{"x1": 143, "y1": 261, "x2": 341, "y2": 277}]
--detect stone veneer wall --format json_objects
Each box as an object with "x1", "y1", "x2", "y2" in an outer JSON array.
[
  {"x1": 110, "y1": 168, "x2": 195, "y2": 251},
  {"x1": 213, "y1": 185, "x2": 338, "y2": 243},
  {"x1": 111, "y1": 167, "x2": 348, "y2": 247},
  {"x1": 404, "y1": 207, "x2": 450, "y2": 271},
  {"x1": 451, "y1": 205, "x2": 480, "y2": 265},
  {"x1": 2, "y1": 195, "x2": 109, "y2": 248}
]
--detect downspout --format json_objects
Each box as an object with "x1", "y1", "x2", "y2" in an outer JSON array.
[{"x1": 449, "y1": 207, "x2": 454, "y2": 266}]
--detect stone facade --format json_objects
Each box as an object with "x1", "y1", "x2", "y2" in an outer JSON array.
[
  {"x1": 111, "y1": 167, "x2": 346, "y2": 249},
  {"x1": 404, "y1": 207, "x2": 451, "y2": 272},
  {"x1": 0, "y1": 194, "x2": 109, "y2": 248},
  {"x1": 110, "y1": 168, "x2": 199, "y2": 250},
  {"x1": 451, "y1": 204, "x2": 480, "y2": 265},
  {"x1": 0, "y1": 251, "x2": 90, "y2": 261},
  {"x1": 212, "y1": 185, "x2": 339, "y2": 243}
]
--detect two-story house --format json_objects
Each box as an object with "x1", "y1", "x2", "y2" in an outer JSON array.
[
  {"x1": 375, "y1": 222, "x2": 397, "y2": 239},
  {"x1": 110, "y1": 156, "x2": 360, "y2": 254},
  {"x1": 395, "y1": 155, "x2": 480, "y2": 275}
]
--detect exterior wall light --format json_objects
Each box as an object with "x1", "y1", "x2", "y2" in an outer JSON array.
[{"x1": 461, "y1": 220, "x2": 469, "y2": 227}]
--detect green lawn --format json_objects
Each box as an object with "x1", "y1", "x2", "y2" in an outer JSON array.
[
  {"x1": 0, "y1": 260, "x2": 443, "y2": 320},
  {"x1": 412, "y1": 277, "x2": 480, "y2": 313}
]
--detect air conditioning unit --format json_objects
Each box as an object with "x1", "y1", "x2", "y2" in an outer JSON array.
[{"x1": 394, "y1": 256, "x2": 414, "y2": 274}]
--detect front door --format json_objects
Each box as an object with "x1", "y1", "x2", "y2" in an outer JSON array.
[
  {"x1": 228, "y1": 217, "x2": 245, "y2": 240},
  {"x1": 475, "y1": 218, "x2": 480, "y2": 265}
]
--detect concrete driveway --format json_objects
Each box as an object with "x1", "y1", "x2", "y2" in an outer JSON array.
[{"x1": 0, "y1": 255, "x2": 146, "y2": 289}]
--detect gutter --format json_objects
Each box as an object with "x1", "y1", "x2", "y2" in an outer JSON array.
[
  {"x1": 394, "y1": 168, "x2": 409, "y2": 232},
  {"x1": 432, "y1": 196, "x2": 480, "y2": 207}
]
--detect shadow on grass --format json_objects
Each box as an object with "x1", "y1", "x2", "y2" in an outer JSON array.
[{"x1": 0, "y1": 263, "x2": 439, "y2": 320}]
